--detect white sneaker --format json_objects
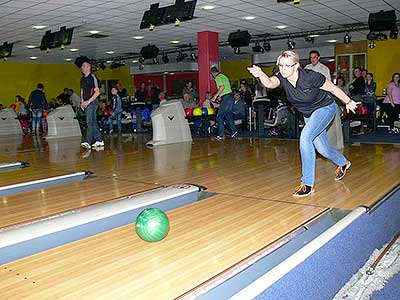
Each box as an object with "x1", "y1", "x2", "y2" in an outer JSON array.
[
  {"x1": 92, "y1": 141, "x2": 104, "y2": 148},
  {"x1": 93, "y1": 146, "x2": 104, "y2": 151},
  {"x1": 81, "y1": 142, "x2": 91, "y2": 149}
]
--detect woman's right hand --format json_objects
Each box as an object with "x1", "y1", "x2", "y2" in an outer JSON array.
[{"x1": 247, "y1": 65, "x2": 265, "y2": 78}]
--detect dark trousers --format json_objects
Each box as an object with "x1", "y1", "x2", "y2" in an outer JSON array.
[
  {"x1": 382, "y1": 103, "x2": 400, "y2": 129},
  {"x1": 85, "y1": 101, "x2": 103, "y2": 144},
  {"x1": 216, "y1": 94, "x2": 236, "y2": 137}
]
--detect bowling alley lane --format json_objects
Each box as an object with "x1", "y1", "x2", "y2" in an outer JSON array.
[
  {"x1": 0, "y1": 177, "x2": 157, "y2": 228},
  {"x1": 0, "y1": 194, "x2": 325, "y2": 300}
]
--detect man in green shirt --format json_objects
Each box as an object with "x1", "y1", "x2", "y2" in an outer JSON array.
[{"x1": 210, "y1": 66, "x2": 238, "y2": 140}]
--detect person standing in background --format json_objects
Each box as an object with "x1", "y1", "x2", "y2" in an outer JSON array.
[
  {"x1": 110, "y1": 87, "x2": 123, "y2": 136},
  {"x1": 28, "y1": 83, "x2": 47, "y2": 135},
  {"x1": 305, "y1": 50, "x2": 344, "y2": 151},
  {"x1": 210, "y1": 66, "x2": 238, "y2": 140},
  {"x1": 75, "y1": 56, "x2": 104, "y2": 150}
]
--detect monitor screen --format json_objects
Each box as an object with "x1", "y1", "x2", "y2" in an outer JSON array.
[
  {"x1": 164, "y1": 0, "x2": 196, "y2": 23},
  {"x1": 54, "y1": 27, "x2": 74, "y2": 47},
  {"x1": 140, "y1": 4, "x2": 166, "y2": 29}
]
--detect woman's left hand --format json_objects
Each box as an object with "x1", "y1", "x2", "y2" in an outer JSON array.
[{"x1": 346, "y1": 99, "x2": 361, "y2": 114}]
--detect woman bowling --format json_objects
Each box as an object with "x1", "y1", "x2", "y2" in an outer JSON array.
[{"x1": 248, "y1": 50, "x2": 360, "y2": 197}]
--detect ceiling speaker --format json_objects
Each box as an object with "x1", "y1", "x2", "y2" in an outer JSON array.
[
  {"x1": 228, "y1": 30, "x2": 252, "y2": 48},
  {"x1": 140, "y1": 44, "x2": 159, "y2": 59},
  {"x1": 368, "y1": 10, "x2": 397, "y2": 32}
]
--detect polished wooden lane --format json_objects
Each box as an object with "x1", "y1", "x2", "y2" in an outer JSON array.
[
  {"x1": 32, "y1": 139, "x2": 400, "y2": 209},
  {"x1": 0, "y1": 194, "x2": 326, "y2": 300},
  {"x1": 1, "y1": 137, "x2": 399, "y2": 212},
  {"x1": 0, "y1": 177, "x2": 157, "y2": 228}
]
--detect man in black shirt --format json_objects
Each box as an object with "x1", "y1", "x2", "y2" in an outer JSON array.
[
  {"x1": 349, "y1": 67, "x2": 365, "y2": 101},
  {"x1": 248, "y1": 50, "x2": 360, "y2": 197},
  {"x1": 28, "y1": 83, "x2": 47, "y2": 135},
  {"x1": 57, "y1": 88, "x2": 71, "y2": 105},
  {"x1": 75, "y1": 56, "x2": 104, "y2": 150}
]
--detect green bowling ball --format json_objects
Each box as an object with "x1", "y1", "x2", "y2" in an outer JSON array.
[{"x1": 135, "y1": 208, "x2": 170, "y2": 242}]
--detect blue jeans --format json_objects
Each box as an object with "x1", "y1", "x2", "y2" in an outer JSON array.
[
  {"x1": 32, "y1": 109, "x2": 42, "y2": 132},
  {"x1": 114, "y1": 112, "x2": 122, "y2": 134},
  {"x1": 216, "y1": 94, "x2": 236, "y2": 137},
  {"x1": 85, "y1": 101, "x2": 103, "y2": 144},
  {"x1": 300, "y1": 102, "x2": 347, "y2": 186}
]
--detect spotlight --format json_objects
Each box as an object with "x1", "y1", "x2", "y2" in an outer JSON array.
[
  {"x1": 304, "y1": 36, "x2": 315, "y2": 43},
  {"x1": 139, "y1": 57, "x2": 145, "y2": 63},
  {"x1": 153, "y1": 57, "x2": 159, "y2": 64},
  {"x1": 149, "y1": 24, "x2": 155, "y2": 31},
  {"x1": 139, "y1": 64, "x2": 144, "y2": 70},
  {"x1": 176, "y1": 51, "x2": 187, "y2": 62},
  {"x1": 367, "y1": 32, "x2": 377, "y2": 40},
  {"x1": 162, "y1": 53, "x2": 169, "y2": 63},
  {"x1": 390, "y1": 27, "x2": 398, "y2": 39},
  {"x1": 252, "y1": 42, "x2": 264, "y2": 53},
  {"x1": 287, "y1": 39, "x2": 295, "y2": 50},
  {"x1": 263, "y1": 40, "x2": 271, "y2": 52},
  {"x1": 175, "y1": 19, "x2": 181, "y2": 27},
  {"x1": 368, "y1": 41, "x2": 376, "y2": 49},
  {"x1": 190, "y1": 53, "x2": 197, "y2": 61},
  {"x1": 344, "y1": 33, "x2": 351, "y2": 44},
  {"x1": 233, "y1": 47, "x2": 240, "y2": 54},
  {"x1": 377, "y1": 32, "x2": 387, "y2": 40}
]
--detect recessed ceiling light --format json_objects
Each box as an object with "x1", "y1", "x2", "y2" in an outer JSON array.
[
  {"x1": 327, "y1": 59, "x2": 335, "y2": 62},
  {"x1": 88, "y1": 30, "x2": 100, "y2": 34},
  {"x1": 170, "y1": 72, "x2": 175, "y2": 75},
  {"x1": 242, "y1": 16, "x2": 256, "y2": 20},
  {"x1": 29, "y1": 56, "x2": 38, "y2": 60},
  {"x1": 106, "y1": 51, "x2": 115, "y2": 54},
  {"x1": 31, "y1": 25, "x2": 47, "y2": 30},
  {"x1": 132, "y1": 36, "x2": 144, "y2": 40},
  {"x1": 26, "y1": 45, "x2": 36, "y2": 49},
  {"x1": 326, "y1": 39, "x2": 338, "y2": 43},
  {"x1": 170, "y1": 40, "x2": 180, "y2": 44},
  {"x1": 201, "y1": 5, "x2": 215, "y2": 10},
  {"x1": 106, "y1": 60, "x2": 113, "y2": 63},
  {"x1": 132, "y1": 60, "x2": 138, "y2": 63},
  {"x1": 275, "y1": 25, "x2": 287, "y2": 29},
  {"x1": 64, "y1": 58, "x2": 73, "y2": 62},
  {"x1": 69, "y1": 48, "x2": 79, "y2": 52},
  {"x1": 308, "y1": 34, "x2": 320, "y2": 38}
]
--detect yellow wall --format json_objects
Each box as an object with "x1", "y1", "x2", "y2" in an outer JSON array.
[
  {"x1": 367, "y1": 38, "x2": 400, "y2": 95},
  {"x1": 0, "y1": 62, "x2": 133, "y2": 106},
  {"x1": 221, "y1": 59, "x2": 275, "y2": 86}
]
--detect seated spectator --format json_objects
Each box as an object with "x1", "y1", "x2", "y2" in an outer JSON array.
[
  {"x1": 115, "y1": 82, "x2": 128, "y2": 98},
  {"x1": 202, "y1": 92, "x2": 213, "y2": 108},
  {"x1": 135, "y1": 82, "x2": 147, "y2": 102},
  {"x1": 182, "y1": 92, "x2": 197, "y2": 109},
  {"x1": 57, "y1": 88, "x2": 71, "y2": 105},
  {"x1": 48, "y1": 98, "x2": 59, "y2": 110},
  {"x1": 239, "y1": 79, "x2": 253, "y2": 107},
  {"x1": 363, "y1": 72, "x2": 376, "y2": 113},
  {"x1": 232, "y1": 90, "x2": 246, "y2": 121},
  {"x1": 16, "y1": 95, "x2": 30, "y2": 134},
  {"x1": 182, "y1": 81, "x2": 199, "y2": 101},
  {"x1": 336, "y1": 76, "x2": 349, "y2": 95},
  {"x1": 68, "y1": 89, "x2": 81, "y2": 112},
  {"x1": 158, "y1": 91, "x2": 168, "y2": 106}
]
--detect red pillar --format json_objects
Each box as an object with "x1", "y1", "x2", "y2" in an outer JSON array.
[{"x1": 197, "y1": 31, "x2": 220, "y2": 105}]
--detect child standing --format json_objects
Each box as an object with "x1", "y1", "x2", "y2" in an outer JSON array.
[{"x1": 111, "y1": 87, "x2": 122, "y2": 135}]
